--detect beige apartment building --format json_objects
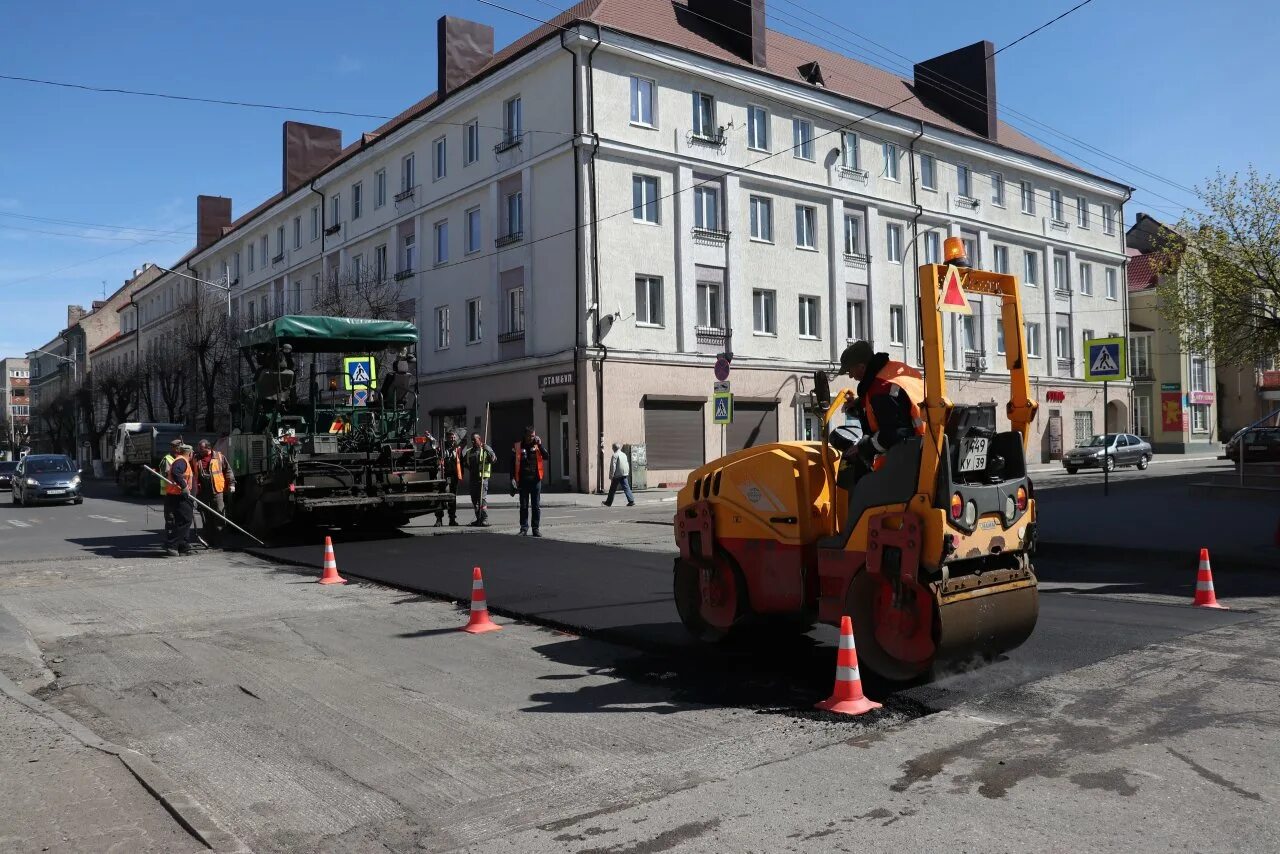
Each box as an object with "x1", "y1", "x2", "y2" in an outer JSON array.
[{"x1": 138, "y1": 0, "x2": 1129, "y2": 490}]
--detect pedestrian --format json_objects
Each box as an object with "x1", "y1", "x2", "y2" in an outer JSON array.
[
  {"x1": 193, "y1": 439, "x2": 235, "y2": 548},
  {"x1": 837, "y1": 340, "x2": 926, "y2": 486},
  {"x1": 462, "y1": 432, "x2": 496, "y2": 527},
  {"x1": 602, "y1": 442, "x2": 636, "y2": 507},
  {"x1": 511, "y1": 426, "x2": 548, "y2": 537},
  {"x1": 164, "y1": 444, "x2": 195, "y2": 557},
  {"x1": 159, "y1": 437, "x2": 183, "y2": 546},
  {"x1": 435, "y1": 429, "x2": 462, "y2": 527}
]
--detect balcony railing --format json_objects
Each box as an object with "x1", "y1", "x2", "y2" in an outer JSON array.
[
  {"x1": 1057, "y1": 357, "x2": 1074, "y2": 374},
  {"x1": 837, "y1": 165, "x2": 869, "y2": 181},
  {"x1": 691, "y1": 226, "x2": 730, "y2": 244},
  {"x1": 494, "y1": 132, "x2": 524, "y2": 154},
  {"x1": 498, "y1": 330, "x2": 525, "y2": 343},
  {"x1": 323, "y1": 223, "x2": 342, "y2": 236},
  {"x1": 955, "y1": 195, "x2": 981, "y2": 209},
  {"x1": 394, "y1": 269, "x2": 415, "y2": 282},
  {"x1": 1054, "y1": 287, "x2": 1072, "y2": 298},
  {"x1": 688, "y1": 130, "x2": 726, "y2": 148},
  {"x1": 394, "y1": 187, "x2": 415, "y2": 203},
  {"x1": 1049, "y1": 218, "x2": 1070, "y2": 232},
  {"x1": 272, "y1": 253, "x2": 285, "y2": 265},
  {"x1": 695, "y1": 325, "x2": 727, "y2": 343},
  {"x1": 843, "y1": 252, "x2": 870, "y2": 268},
  {"x1": 495, "y1": 231, "x2": 523, "y2": 248}
]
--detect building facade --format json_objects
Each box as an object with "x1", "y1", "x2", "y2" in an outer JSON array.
[
  {"x1": 138, "y1": 0, "x2": 1130, "y2": 490},
  {"x1": 0, "y1": 357, "x2": 30, "y2": 452}
]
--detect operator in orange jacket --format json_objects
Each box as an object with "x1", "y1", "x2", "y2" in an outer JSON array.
[{"x1": 838, "y1": 340, "x2": 926, "y2": 484}]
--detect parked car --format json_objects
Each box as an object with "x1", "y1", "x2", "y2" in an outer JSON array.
[
  {"x1": 11, "y1": 455, "x2": 82, "y2": 505},
  {"x1": 0, "y1": 461, "x2": 17, "y2": 490},
  {"x1": 1062, "y1": 433, "x2": 1152, "y2": 474},
  {"x1": 1223, "y1": 426, "x2": 1280, "y2": 462}
]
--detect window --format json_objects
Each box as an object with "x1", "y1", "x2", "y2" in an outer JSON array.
[
  {"x1": 993, "y1": 244, "x2": 1009, "y2": 274},
  {"x1": 1105, "y1": 268, "x2": 1118, "y2": 299},
  {"x1": 1050, "y1": 189, "x2": 1064, "y2": 222},
  {"x1": 886, "y1": 223, "x2": 903, "y2": 263},
  {"x1": 246, "y1": 300, "x2": 255, "y2": 326},
  {"x1": 260, "y1": 235, "x2": 268, "y2": 266},
  {"x1": 630, "y1": 77, "x2": 655, "y2": 126},
  {"x1": 1026, "y1": 322, "x2": 1041, "y2": 357},
  {"x1": 402, "y1": 154, "x2": 415, "y2": 192},
  {"x1": 464, "y1": 120, "x2": 480, "y2": 165},
  {"x1": 435, "y1": 306, "x2": 451, "y2": 349},
  {"x1": 275, "y1": 226, "x2": 285, "y2": 258},
  {"x1": 1053, "y1": 254, "x2": 1068, "y2": 293},
  {"x1": 889, "y1": 305, "x2": 905, "y2": 344},
  {"x1": 403, "y1": 232, "x2": 416, "y2": 272},
  {"x1": 632, "y1": 175, "x2": 659, "y2": 223},
  {"x1": 1134, "y1": 395, "x2": 1151, "y2": 437},
  {"x1": 841, "y1": 132, "x2": 859, "y2": 169},
  {"x1": 289, "y1": 216, "x2": 300, "y2": 250},
  {"x1": 1192, "y1": 404, "x2": 1210, "y2": 433},
  {"x1": 1074, "y1": 411, "x2": 1094, "y2": 447},
  {"x1": 692, "y1": 92, "x2": 716, "y2": 138},
  {"x1": 1102, "y1": 204, "x2": 1116, "y2": 235},
  {"x1": 795, "y1": 205, "x2": 816, "y2": 249},
  {"x1": 374, "y1": 244, "x2": 387, "y2": 281},
  {"x1": 1020, "y1": 181, "x2": 1035, "y2": 214},
  {"x1": 290, "y1": 280, "x2": 301, "y2": 313},
  {"x1": 962, "y1": 237, "x2": 977, "y2": 268},
  {"x1": 694, "y1": 186, "x2": 719, "y2": 230},
  {"x1": 1190, "y1": 355, "x2": 1209, "y2": 392},
  {"x1": 1076, "y1": 196, "x2": 1089, "y2": 228},
  {"x1": 505, "y1": 191, "x2": 523, "y2": 237},
  {"x1": 504, "y1": 96, "x2": 522, "y2": 143},
  {"x1": 466, "y1": 297, "x2": 483, "y2": 343},
  {"x1": 753, "y1": 289, "x2": 777, "y2": 334},
  {"x1": 1130, "y1": 333, "x2": 1151, "y2": 377},
  {"x1": 697, "y1": 282, "x2": 722, "y2": 329},
  {"x1": 352, "y1": 182, "x2": 363, "y2": 219},
  {"x1": 747, "y1": 105, "x2": 769, "y2": 150},
  {"x1": 991, "y1": 172, "x2": 1005, "y2": 206},
  {"x1": 351, "y1": 253, "x2": 364, "y2": 278},
  {"x1": 466, "y1": 208, "x2": 481, "y2": 254},
  {"x1": 434, "y1": 220, "x2": 449, "y2": 265},
  {"x1": 330, "y1": 195, "x2": 341, "y2": 229},
  {"x1": 920, "y1": 153, "x2": 936, "y2": 190},
  {"x1": 433, "y1": 137, "x2": 446, "y2": 181},
  {"x1": 506, "y1": 286, "x2": 525, "y2": 334},
  {"x1": 996, "y1": 322, "x2": 1005, "y2": 355},
  {"x1": 792, "y1": 118, "x2": 814, "y2": 160},
  {"x1": 749, "y1": 196, "x2": 773, "y2": 241},
  {"x1": 963, "y1": 302, "x2": 982, "y2": 352},
  {"x1": 1023, "y1": 251, "x2": 1040, "y2": 285},
  {"x1": 311, "y1": 205, "x2": 320, "y2": 240},
  {"x1": 375, "y1": 169, "x2": 386, "y2": 208},
  {"x1": 883, "y1": 142, "x2": 900, "y2": 181},
  {"x1": 635, "y1": 276, "x2": 663, "y2": 326},
  {"x1": 957, "y1": 164, "x2": 972, "y2": 199},
  {"x1": 846, "y1": 299, "x2": 866, "y2": 341},
  {"x1": 1056, "y1": 324, "x2": 1072, "y2": 365},
  {"x1": 843, "y1": 215, "x2": 862, "y2": 255},
  {"x1": 798, "y1": 296, "x2": 820, "y2": 338},
  {"x1": 923, "y1": 232, "x2": 940, "y2": 264},
  {"x1": 1079, "y1": 263, "x2": 1093, "y2": 295}
]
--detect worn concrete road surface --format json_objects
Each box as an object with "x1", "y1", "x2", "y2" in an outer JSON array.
[{"x1": 0, "y1": 465, "x2": 1275, "y2": 853}]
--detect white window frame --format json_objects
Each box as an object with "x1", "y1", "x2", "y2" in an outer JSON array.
[
  {"x1": 433, "y1": 220, "x2": 449, "y2": 266},
  {"x1": 402, "y1": 154, "x2": 415, "y2": 192},
  {"x1": 795, "y1": 204, "x2": 817, "y2": 249},
  {"x1": 1076, "y1": 196, "x2": 1089, "y2": 229},
  {"x1": 375, "y1": 169, "x2": 386, "y2": 208},
  {"x1": 311, "y1": 205, "x2": 320, "y2": 240},
  {"x1": 792, "y1": 117, "x2": 814, "y2": 160},
  {"x1": 1191, "y1": 404, "x2": 1210, "y2": 433},
  {"x1": 1053, "y1": 254, "x2": 1069, "y2": 293},
  {"x1": 753, "y1": 289, "x2": 777, "y2": 335},
  {"x1": 505, "y1": 191, "x2": 523, "y2": 238},
  {"x1": 504, "y1": 96, "x2": 523, "y2": 143},
  {"x1": 248, "y1": 243, "x2": 255, "y2": 272},
  {"x1": 1026, "y1": 322, "x2": 1042, "y2": 357},
  {"x1": 1050, "y1": 189, "x2": 1065, "y2": 223},
  {"x1": 696, "y1": 282, "x2": 722, "y2": 330},
  {"x1": 749, "y1": 195, "x2": 773, "y2": 242},
  {"x1": 957, "y1": 164, "x2": 972, "y2": 199},
  {"x1": 1134, "y1": 395, "x2": 1151, "y2": 438},
  {"x1": 920, "y1": 153, "x2": 937, "y2": 190},
  {"x1": 996, "y1": 322, "x2": 1006, "y2": 355},
  {"x1": 747, "y1": 104, "x2": 770, "y2": 151},
  {"x1": 351, "y1": 182, "x2": 363, "y2": 220},
  {"x1": 464, "y1": 120, "x2": 480, "y2": 165},
  {"x1": 886, "y1": 223, "x2": 903, "y2": 263},
  {"x1": 506, "y1": 285, "x2": 525, "y2": 334},
  {"x1": 632, "y1": 174, "x2": 660, "y2": 224},
  {"x1": 692, "y1": 91, "x2": 716, "y2": 138},
  {"x1": 433, "y1": 136, "x2": 447, "y2": 181},
  {"x1": 403, "y1": 232, "x2": 416, "y2": 273},
  {"x1": 843, "y1": 215, "x2": 862, "y2": 255},
  {"x1": 1020, "y1": 181, "x2": 1035, "y2": 215},
  {"x1": 630, "y1": 77, "x2": 656, "y2": 127},
  {"x1": 465, "y1": 207, "x2": 482, "y2": 254},
  {"x1": 1190, "y1": 355, "x2": 1209, "y2": 393},
  {"x1": 889, "y1": 305, "x2": 905, "y2": 345},
  {"x1": 993, "y1": 244, "x2": 1009, "y2": 274},
  {"x1": 798, "y1": 295, "x2": 820, "y2": 339},
  {"x1": 846, "y1": 298, "x2": 866, "y2": 341},
  {"x1": 466, "y1": 297, "x2": 483, "y2": 344},
  {"x1": 435, "y1": 305, "x2": 451, "y2": 350},
  {"x1": 991, "y1": 172, "x2": 1005, "y2": 206},
  {"x1": 635, "y1": 275, "x2": 663, "y2": 327},
  {"x1": 1130, "y1": 333, "x2": 1152, "y2": 378},
  {"x1": 374, "y1": 243, "x2": 387, "y2": 281},
  {"x1": 923, "y1": 232, "x2": 941, "y2": 265},
  {"x1": 1024, "y1": 251, "x2": 1040, "y2": 286},
  {"x1": 1102, "y1": 204, "x2": 1116, "y2": 235},
  {"x1": 694, "y1": 186, "x2": 719, "y2": 231},
  {"x1": 1079, "y1": 262, "x2": 1093, "y2": 295},
  {"x1": 883, "y1": 142, "x2": 900, "y2": 181},
  {"x1": 292, "y1": 216, "x2": 301, "y2": 250},
  {"x1": 841, "y1": 132, "x2": 859, "y2": 170},
  {"x1": 330, "y1": 195, "x2": 341, "y2": 228},
  {"x1": 1105, "y1": 268, "x2": 1118, "y2": 300}
]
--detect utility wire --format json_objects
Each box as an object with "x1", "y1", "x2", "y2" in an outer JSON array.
[
  {"x1": 0, "y1": 211, "x2": 193, "y2": 235},
  {"x1": 0, "y1": 222, "x2": 191, "y2": 242},
  {"x1": 992, "y1": 0, "x2": 1097, "y2": 57}
]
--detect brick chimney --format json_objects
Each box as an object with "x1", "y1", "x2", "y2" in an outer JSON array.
[
  {"x1": 914, "y1": 41, "x2": 998, "y2": 140},
  {"x1": 687, "y1": 0, "x2": 767, "y2": 67},
  {"x1": 66, "y1": 305, "x2": 87, "y2": 328},
  {"x1": 196, "y1": 195, "x2": 233, "y2": 251},
  {"x1": 282, "y1": 122, "x2": 343, "y2": 195},
  {"x1": 437, "y1": 16, "x2": 495, "y2": 100}
]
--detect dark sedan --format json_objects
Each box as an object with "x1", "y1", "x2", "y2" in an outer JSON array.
[
  {"x1": 1224, "y1": 427, "x2": 1280, "y2": 462},
  {"x1": 1062, "y1": 433, "x2": 1153, "y2": 474},
  {"x1": 12, "y1": 455, "x2": 82, "y2": 505},
  {"x1": 0, "y1": 461, "x2": 17, "y2": 490}
]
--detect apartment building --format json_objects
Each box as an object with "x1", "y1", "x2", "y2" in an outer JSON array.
[
  {"x1": 1, "y1": 357, "x2": 30, "y2": 450},
  {"x1": 144, "y1": 0, "x2": 1129, "y2": 490}
]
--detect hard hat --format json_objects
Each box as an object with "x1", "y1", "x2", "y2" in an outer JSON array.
[{"x1": 840, "y1": 340, "x2": 874, "y2": 374}]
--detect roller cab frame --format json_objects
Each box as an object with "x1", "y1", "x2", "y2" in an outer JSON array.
[{"x1": 673, "y1": 260, "x2": 1041, "y2": 680}]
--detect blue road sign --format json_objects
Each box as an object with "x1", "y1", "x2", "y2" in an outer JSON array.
[
  {"x1": 712, "y1": 392, "x2": 733, "y2": 425},
  {"x1": 1084, "y1": 337, "x2": 1126, "y2": 382}
]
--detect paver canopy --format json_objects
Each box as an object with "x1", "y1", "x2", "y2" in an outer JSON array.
[{"x1": 239, "y1": 315, "x2": 418, "y2": 352}]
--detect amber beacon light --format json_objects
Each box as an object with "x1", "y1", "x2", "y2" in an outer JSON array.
[{"x1": 943, "y1": 236, "x2": 969, "y2": 267}]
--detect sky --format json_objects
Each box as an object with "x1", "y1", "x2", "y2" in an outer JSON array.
[{"x1": 1, "y1": 0, "x2": 1275, "y2": 357}]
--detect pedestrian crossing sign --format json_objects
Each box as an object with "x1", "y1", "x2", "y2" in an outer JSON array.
[
  {"x1": 1083, "y1": 337, "x2": 1126, "y2": 382},
  {"x1": 343, "y1": 355, "x2": 377, "y2": 390},
  {"x1": 713, "y1": 392, "x2": 734, "y2": 425}
]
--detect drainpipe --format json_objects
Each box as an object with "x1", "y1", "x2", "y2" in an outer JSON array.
[
  {"x1": 310, "y1": 179, "x2": 327, "y2": 291},
  {"x1": 584, "y1": 25, "x2": 605, "y2": 494},
  {"x1": 560, "y1": 30, "x2": 586, "y2": 492},
  {"x1": 1120, "y1": 187, "x2": 1134, "y2": 434},
  {"x1": 906, "y1": 121, "x2": 926, "y2": 366}
]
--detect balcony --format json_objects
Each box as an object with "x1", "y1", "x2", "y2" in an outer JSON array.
[
  {"x1": 695, "y1": 325, "x2": 727, "y2": 344},
  {"x1": 323, "y1": 223, "x2": 342, "y2": 236},
  {"x1": 394, "y1": 269, "x2": 415, "y2": 282},
  {"x1": 1057, "y1": 357, "x2": 1074, "y2": 375},
  {"x1": 687, "y1": 130, "x2": 726, "y2": 148},
  {"x1": 495, "y1": 231, "x2": 523, "y2": 248},
  {"x1": 272, "y1": 253, "x2": 284, "y2": 265},
  {"x1": 691, "y1": 226, "x2": 730, "y2": 245},
  {"x1": 837, "y1": 165, "x2": 869, "y2": 182},
  {"x1": 843, "y1": 252, "x2": 870, "y2": 268},
  {"x1": 1048, "y1": 218, "x2": 1070, "y2": 233},
  {"x1": 964, "y1": 351, "x2": 987, "y2": 372},
  {"x1": 955, "y1": 196, "x2": 981, "y2": 210},
  {"x1": 498, "y1": 330, "x2": 525, "y2": 343},
  {"x1": 394, "y1": 187, "x2": 416, "y2": 203},
  {"x1": 1054, "y1": 287, "x2": 1072, "y2": 299},
  {"x1": 493, "y1": 132, "x2": 524, "y2": 154}
]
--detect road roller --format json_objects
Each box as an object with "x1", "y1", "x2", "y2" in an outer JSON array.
[{"x1": 673, "y1": 246, "x2": 1040, "y2": 679}]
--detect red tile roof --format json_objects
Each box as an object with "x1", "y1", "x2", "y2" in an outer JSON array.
[
  {"x1": 1127, "y1": 251, "x2": 1166, "y2": 292},
  {"x1": 90, "y1": 329, "x2": 134, "y2": 354}
]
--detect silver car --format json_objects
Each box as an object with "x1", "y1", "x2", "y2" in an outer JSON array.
[{"x1": 1063, "y1": 433, "x2": 1152, "y2": 474}]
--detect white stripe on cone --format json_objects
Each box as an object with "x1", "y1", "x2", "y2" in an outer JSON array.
[
  {"x1": 838, "y1": 633, "x2": 856, "y2": 650},
  {"x1": 1196, "y1": 581, "x2": 1214, "y2": 591},
  {"x1": 836, "y1": 666, "x2": 860, "y2": 682}
]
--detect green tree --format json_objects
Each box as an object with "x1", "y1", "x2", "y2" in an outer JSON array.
[{"x1": 1154, "y1": 168, "x2": 1280, "y2": 365}]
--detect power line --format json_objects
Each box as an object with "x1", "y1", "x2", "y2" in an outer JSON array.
[
  {"x1": 0, "y1": 211, "x2": 192, "y2": 235},
  {"x1": 0, "y1": 222, "x2": 197, "y2": 289},
  {"x1": 992, "y1": 0, "x2": 1097, "y2": 57},
  {"x1": 0, "y1": 222, "x2": 191, "y2": 243}
]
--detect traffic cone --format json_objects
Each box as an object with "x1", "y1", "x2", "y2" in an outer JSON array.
[
  {"x1": 460, "y1": 566, "x2": 502, "y2": 633},
  {"x1": 816, "y1": 616, "x2": 881, "y2": 716},
  {"x1": 317, "y1": 536, "x2": 346, "y2": 585},
  {"x1": 1192, "y1": 548, "x2": 1226, "y2": 609}
]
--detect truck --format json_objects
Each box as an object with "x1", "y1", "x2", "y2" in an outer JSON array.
[
  {"x1": 111, "y1": 422, "x2": 214, "y2": 495},
  {"x1": 673, "y1": 238, "x2": 1040, "y2": 680},
  {"x1": 227, "y1": 315, "x2": 455, "y2": 537}
]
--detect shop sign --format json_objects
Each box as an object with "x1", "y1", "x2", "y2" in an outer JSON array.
[
  {"x1": 1160, "y1": 382, "x2": 1181, "y2": 392},
  {"x1": 1189, "y1": 391, "x2": 1215, "y2": 405},
  {"x1": 539, "y1": 371, "x2": 575, "y2": 390},
  {"x1": 1045, "y1": 390, "x2": 1066, "y2": 403},
  {"x1": 1161, "y1": 392, "x2": 1184, "y2": 431}
]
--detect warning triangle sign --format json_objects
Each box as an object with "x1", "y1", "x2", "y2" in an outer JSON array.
[
  {"x1": 351, "y1": 364, "x2": 371, "y2": 385},
  {"x1": 1091, "y1": 346, "x2": 1118, "y2": 374},
  {"x1": 938, "y1": 265, "x2": 971, "y2": 315}
]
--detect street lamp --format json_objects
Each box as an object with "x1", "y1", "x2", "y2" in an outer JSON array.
[{"x1": 152, "y1": 265, "x2": 233, "y2": 318}]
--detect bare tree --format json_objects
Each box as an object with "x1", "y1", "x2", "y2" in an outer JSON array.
[
  {"x1": 182, "y1": 286, "x2": 234, "y2": 432},
  {"x1": 32, "y1": 393, "x2": 75, "y2": 455},
  {"x1": 311, "y1": 259, "x2": 406, "y2": 321},
  {"x1": 138, "y1": 341, "x2": 187, "y2": 424}
]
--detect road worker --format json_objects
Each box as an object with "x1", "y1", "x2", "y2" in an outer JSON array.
[
  {"x1": 838, "y1": 340, "x2": 926, "y2": 484},
  {"x1": 512, "y1": 426, "x2": 548, "y2": 537},
  {"x1": 164, "y1": 444, "x2": 195, "y2": 557},
  {"x1": 159, "y1": 437, "x2": 183, "y2": 545},
  {"x1": 463, "y1": 432, "x2": 496, "y2": 527},
  {"x1": 435, "y1": 429, "x2": 462, "y2": 527},
  {"x1": 193, "y1": 439, "x2": 235, "y2": 548}
]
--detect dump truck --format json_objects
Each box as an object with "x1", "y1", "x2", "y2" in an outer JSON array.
[
  {"x1": 673, "y1": 239, "x2": 1039, "y2": 679},
  {"x1": 227, "y1": 315, "x2": 455, "y2": 536},
  {"x1": 112, "y1": 422, "x2": 215, "y2": 495}
]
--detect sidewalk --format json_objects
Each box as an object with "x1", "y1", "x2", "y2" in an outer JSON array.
[{"x1": 483, "y1": 486, "x2": 679, "y2": 509}]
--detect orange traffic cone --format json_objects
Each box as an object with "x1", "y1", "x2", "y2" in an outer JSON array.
[
  {"x1": 1192, "y1": 548, "x2": 1225, "y2": 609},
  {"x1": 460, "y1": 566, "x2": 502, "y2": 633},
  {"x1": 317, "y1": 536, "x2": 346, "y2": 585},
  {"x1": 816, "y1": 616, "x2": 882, "y2": 716}
]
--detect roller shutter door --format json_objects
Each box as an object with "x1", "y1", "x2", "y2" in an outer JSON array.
[
  {"x1": 489, "y1": 399, "x2": 534, "y2": 480},
  {"x1": 727, "y1": 402, "x2": 778, "y2": 451},
  {"x1": 644, "y1": 400, "x2": 704, "y2": 470}
]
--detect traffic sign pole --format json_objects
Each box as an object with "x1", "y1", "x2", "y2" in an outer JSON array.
[{"x1": 1103, "y1": 381, "x2": 1109, "y2": 497}]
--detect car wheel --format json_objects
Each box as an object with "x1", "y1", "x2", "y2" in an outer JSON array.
[
  {"x1": 1103, "y1": 456, "x2": 1116, "y2": 473},
  {"x1": 1136, "y1": 455, "x2": 1149, "y2": 471},
  {"x1": 1065, "y1": 466, "x2": 1078, "y2": 474},
  {"x1": 73, "y1": 497, "x2": 84, "y2": 505}
]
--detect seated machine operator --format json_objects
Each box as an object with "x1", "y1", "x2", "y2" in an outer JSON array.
[{"x1": 836, "y1": 340, "x2": 926, "y2": 486}]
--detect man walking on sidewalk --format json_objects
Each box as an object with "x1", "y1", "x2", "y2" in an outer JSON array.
[
  {"x1": 463, "y1": 432, "x2": 496, "y2": 527},
  {"x1": 603, "y1": 442, "x2": 635, "y2": 507}
]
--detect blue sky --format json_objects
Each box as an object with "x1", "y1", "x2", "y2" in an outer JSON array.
[{"x1": 1, "y1": 0, "x2": 1273, "y2": 357}]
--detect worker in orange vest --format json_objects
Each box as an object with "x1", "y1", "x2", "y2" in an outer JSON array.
[
  {"x1": 193, "y1": 439, "x2": 236, "y2": 547},
  {"x1": 163, "y1": 444, "x2": 195, "y2": 557},
  {"x1": 511, "y1": 426, "x2": 548, "y2": 537},
  {"x1": 435, "y1": 429, "x2": 462, "y2": 527},
  {"x1": 839, "y1": 340, "x2": 926, "y2": 484}
]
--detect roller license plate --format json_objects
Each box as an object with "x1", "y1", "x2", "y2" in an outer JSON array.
[{"x1": 959, "y1": 437, "x2": 989, "y2": 473}]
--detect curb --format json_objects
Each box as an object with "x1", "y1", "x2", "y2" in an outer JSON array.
[
  {"x1": 1036, "y1": 540, "x2": 1279, "y2": 572},
  {"x1": 0, "y1": 668, "x2": 248, "y2": 853}
]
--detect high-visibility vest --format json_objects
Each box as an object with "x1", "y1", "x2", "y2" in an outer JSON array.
[
  {"x1": 159, "y1": 453, "x2": 176, "y2": 495},
  {"x1": 203, "y1": 453, "x2": 228, "y2": 493},
  {"x1": 329, "y1": 418, "x2": 350, "y2": 434},
  {"x1": 442, "y1": 445, "x2": 462, "y2": 480},
  {"x1": 513, "y1": 441, "x2": 545, "y2": 481},
  {"x1": 863, "y1": 361, "x2": 927, "y2": 438},
  {"x1": 465, "y1": 446, "x2": 493, "y2": 479},
  {"x1": 166, "y1": 457, "x2": 190, "y2": 496}
]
